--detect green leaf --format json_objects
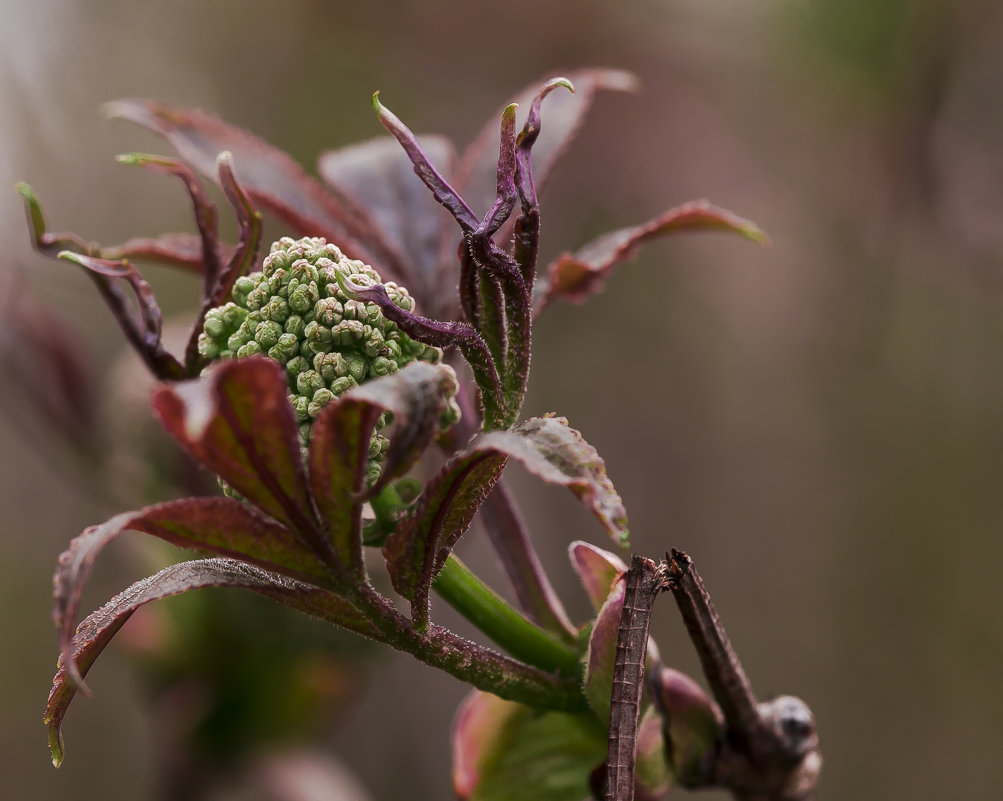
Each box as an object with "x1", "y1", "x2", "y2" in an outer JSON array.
[{"x1": 452, "y1": 691, "x2": 606, "y2": 801}]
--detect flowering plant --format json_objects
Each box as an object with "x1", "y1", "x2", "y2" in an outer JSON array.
[{"x1": 20, "y1": 70, "x2": 817, "y2": 800}]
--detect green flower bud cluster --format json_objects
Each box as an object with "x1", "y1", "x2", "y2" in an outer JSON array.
[{"x1": 198, "y1": 236, "x2": 458, "y2": 483}]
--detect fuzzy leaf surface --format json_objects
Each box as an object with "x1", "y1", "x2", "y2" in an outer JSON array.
[
  {"x1": 152, "y1": 358, "x2": 318, "y2": 537},
  {"x1": 45, "y1": 557, "x2": 377, "y2": 767},
  {"x1": 539, "y1": 200, "x2": 768, "y2": 309}
]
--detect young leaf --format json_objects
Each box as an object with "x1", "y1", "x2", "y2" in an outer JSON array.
[
  {"x1": 346, "y1": 361, "x2": 460, "y2": 496},
  {"x1": 101, "y1": 232, "x2": 222, "y2": 273},
  {"x1": 635, "y1": 706, "x2": 672, "y2": 797},
  {"x1": 113, "y1": 152, "x2": 222, "y2": 285},
  {"x1": 569, "y1": 541, "x2": 628, "y2": 612},
  {"x1": 317, "y1": 135, "x2": 456, "y2": 295},
  {"x1": 454, "y1": 69, "x2": 639, "y2": 218},
  {"x1": 104, "y1": 99, "x2": 396, "y2": 275},
  {"x1": 56, "y1": 251, "x2": 186, "y2": 380},
  {"x1": 307, "y1": 398, "x2": 380, "y2": 578},
  {"x1": 384, "y1": 447, "x2": 508, "y2": 620},
  {"x1": 584, "y1": 578, "x2": 626, "y2": 726},
  {"x1": 476, "y1": 416, "x2": 629, "y2": 545},
  {"x1": 52, "y1": 497, "x2": 334, "y2": 680},
  {"x1": 451, "y1": 691, "x2": 607, "y2": 801},
  {"x1": 385, "y1": 415, "x2": 627, "y2": 625},
  {"x1": 152, "y1": 358, "x2": 320, "y2": 538},
  {"x1": 46, "y1": 557, "x2": 379, "y2": 767},
  {"x1": 537, "y1": 200, "x2": 769, "y2": 310}
]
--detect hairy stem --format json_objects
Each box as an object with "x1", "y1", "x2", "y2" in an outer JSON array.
[{"x1": 349, "y1": 581, "x2": 587, "y2": 712}]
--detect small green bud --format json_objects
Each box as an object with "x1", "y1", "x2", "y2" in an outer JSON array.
[{"x1": 236, "y1": 340, "x2": 263, "y2": 358}]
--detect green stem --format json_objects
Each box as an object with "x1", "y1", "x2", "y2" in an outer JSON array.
[{"x1": 433, "y1": 554, "x2": 581, "y2": 676}]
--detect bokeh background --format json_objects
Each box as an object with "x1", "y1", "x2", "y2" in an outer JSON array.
[{"x1": 2, "y1": 0, "x2": 1002, "y2": 799}]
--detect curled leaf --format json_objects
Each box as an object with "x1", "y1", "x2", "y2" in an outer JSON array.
[
  {"x1": 384, "y1": 446, "x2": 507, "y2": 621},
  {"x1": 538, "y1": 200, "x2": 769, "y2": 311},
  {"x1": 104, "y1": 99, "x2": 397, "y2": 275},
  {"x1": 455, "y1": 69, "x2": 639, "y2": 217},
  {"x1": 114, "y1": 152, "x2": 221, "y2": 283},
  {"x1": 569, "y1": 541, "x2": 628, "y2": 612},
  {"x1": 476, "y1": 416, "x2": 629, "y2": 544},
  {"x1": 46, "y1": 557, "x2": 377, "y2": 767},
  {"x1": 56, "y1": 251, "x2": 185, "y2": 380}
]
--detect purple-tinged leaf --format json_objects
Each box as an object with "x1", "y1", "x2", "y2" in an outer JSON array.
[
  {"x1": 317, "y1": 135, "x2": 456, "y2": 293},
  {"x1": 479, "y1": 103, "x2": 519, "y2": 238},
  {"x1": 152, "y1": 358, "x2": 320, "y2": 539},
  {"x1": 450, "y1": 690, "x2": 606, "y2": 801},
  {"x1": 584, "y1": 578, "x2": 625, "y2": 724},
  {"x1": 104, "y1": 99, "x2": 396, "y2": 275},
  {"x1": 56, "y1": 251, "x2": 186, "y2": 380},
  {"x1": 384, "y1": 446, "x2": 507, "y2": 622},
  {"x1": 569, "y1": 541, "x2": 628, "y2": 612},
  {"x1": 46, "y1": 557, "x2": 378, "y2": 767},
  {"x1": 385, "y1": 414, "x2": 627, "y2": 624},
  {"x1": 114, "y1": 153, "x2": 221, "y2": 286},
  {"x1": 511, "y1": 78, "x2": 574, "y2": 287},
  {"x1": 454, "y1": 69, "x2": 639, "y2": 218},
  {"x1": 345, "y1": 361, "x2": 460, "y2": 497},
  {"x1": 214, "y1": 151, "x2": 263, "y2": 304},
  {"x1": 308, "y1": 400, "x2": 379, "y2": 578},
  {"x1": 372, "y1": 92, "x2": 480, "y2": 234},
  {"x1": 538, "y1": 200, "x2": 769, "y2": 310},
  {"x1": 182, "y1": 152, "x2": 263, "y2": 373},
  {"x1": 476, "y1": 416, "x2": 629, "y2": 545},
  {"x1": 307, "y1": 363, "x2": 458, "y2": 576},
  {"x1": 647, "y1": 662, "x2": 723, "y2": 786},
  {"x1": 15, "y1": 182, "x2": 95, "y2": 257},
  {"x1": 52, "y1": 497, "x2": 334, "y2": 686},
  {"x1": 101, "y1": 233, "x2": 216, "y2": 273}
]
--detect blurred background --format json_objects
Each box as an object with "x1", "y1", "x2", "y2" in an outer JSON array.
[{"x1": 2, "y1": 0, "x2": 1001, "y2": 799}]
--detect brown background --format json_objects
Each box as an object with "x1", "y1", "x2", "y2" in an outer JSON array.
[{"x1": 2, "y1": 0, "x2": 1002, "y2": 799}]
